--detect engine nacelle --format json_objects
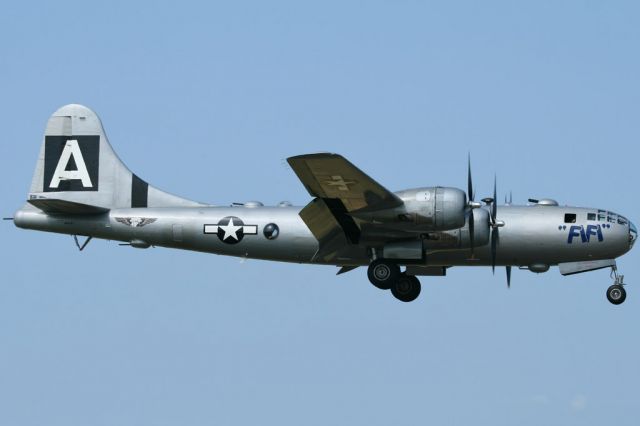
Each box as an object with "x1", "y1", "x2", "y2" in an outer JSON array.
[
  {"x1": 397, "y1": 187, "x2": 467, "y2": 231},
  {"x1": 351, "y1": 186, "x2": 467, "y2": 232},
  {"x1": 379, "y1": 208, "x2": 490, "y2": 257},
  {"x1": 423, "y1": 208, "x2": 490, "y2": 250}
]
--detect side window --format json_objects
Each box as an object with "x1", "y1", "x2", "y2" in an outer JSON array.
[
  {"x1": 587, "y1": 213, "x2": 596, "y2": 221},
  {"x1": 564, "y1": 213, "x2": 577, "y2": 223}
]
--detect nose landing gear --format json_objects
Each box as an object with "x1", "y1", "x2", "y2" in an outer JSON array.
[
  {"x1": 367, "y1": 259, "x2": 422, "y2": 302},
  {"x1": 607, "y1": 266, "x2": 627, "y2": 305}
]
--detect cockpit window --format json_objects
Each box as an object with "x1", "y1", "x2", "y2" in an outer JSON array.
[
  {"x1": 587, "y1": 213, "x2": 596, "y2": 221},
  {"x1": 601, "y1": 211, "x2": 624, "y2": 224},
  {"x1": 564, "y1": 213, "x2": 577, "y2": 223},
  {"x1": 598, "y1": 210, "x2": 607, "y2": 221}
]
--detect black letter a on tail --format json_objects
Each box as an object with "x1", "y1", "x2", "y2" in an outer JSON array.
[{"x1": 43, "y1": 136, "x2": 100, "y2": 192}]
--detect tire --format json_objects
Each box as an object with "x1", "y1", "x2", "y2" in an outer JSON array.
[
  {"x1": 391, "y1": 275, "x2": 421, "y2": 302},
  {"x1": 606, "y1": 284, "x2": 626, "y2": 305},
  {"x1": 367, "y1": 259, "x2": 400, "y2": 290}
]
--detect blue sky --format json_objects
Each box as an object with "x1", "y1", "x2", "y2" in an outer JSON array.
[{"x1": 1, "y1": 1, "x2": 639, "y2": 425}]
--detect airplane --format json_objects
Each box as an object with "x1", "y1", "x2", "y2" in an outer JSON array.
[{"x1": 9, "y1": 104, "x2": 637, "y2": 304}]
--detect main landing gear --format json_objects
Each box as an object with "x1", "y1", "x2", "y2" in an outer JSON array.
[
  {"x1": 607, "y1": 266, "x2": 627, "y2": 305},
  {"x1": 367, "y1": 259, "x2": 421, "y2": 302}
]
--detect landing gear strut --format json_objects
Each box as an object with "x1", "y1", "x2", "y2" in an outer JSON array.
[
  {"x1": 607, "y1": 266, "x2": 627, "y2": 305},
  {"x1": 367, "y1": 260, "x2": 422, "y2": 302}
]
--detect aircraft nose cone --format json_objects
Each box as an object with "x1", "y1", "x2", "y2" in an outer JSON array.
[{"x1": 630, "y1": 221, "x2": 637, "y2": 248}]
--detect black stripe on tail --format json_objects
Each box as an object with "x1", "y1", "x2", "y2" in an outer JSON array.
[{"x1": 131, "y1": 174, "x2": 149, "y2": 208}]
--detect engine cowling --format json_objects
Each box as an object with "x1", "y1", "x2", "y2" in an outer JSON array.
[
  {"x1": 380, "y1": 208, "x2": 490, "y2": 256},
  {"x1": 422, "y1": 208, "x2": 490, "y2": 250},
  {"x1": 397, "y1": 187, "x2": 467, "y2": 231},
  {"x1": 350, "y1": 186, "x2": 468, "y2": 232}
]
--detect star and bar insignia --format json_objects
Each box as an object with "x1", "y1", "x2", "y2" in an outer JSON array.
[{"x1": 203, "y1": 216, "x2": 258, "y2": 244}]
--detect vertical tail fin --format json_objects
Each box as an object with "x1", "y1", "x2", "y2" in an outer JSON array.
[{"x1": 28, "y1": 104, "x2": 203, "y2": 210}]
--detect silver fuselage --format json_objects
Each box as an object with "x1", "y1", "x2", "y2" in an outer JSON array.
[{"x1": 14, "y1": 203, "x2": 634, "y2": 268}]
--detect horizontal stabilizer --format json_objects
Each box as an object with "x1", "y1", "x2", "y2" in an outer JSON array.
[{"x1": 27, "y1": 198, "x2": 109, "y2": 215}]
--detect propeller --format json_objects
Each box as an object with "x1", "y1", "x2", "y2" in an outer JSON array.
[
  {"x1": 466, "y1": 160, "x2": 511, "y2": 287},
  {"x1": 468, "y1": 155, "x2": 475, "y2": 254},
  {"x1": 506, "y1": 192, "x2": 513, "y2": 286},
  {"x1": 467, "y1": 154, "x2": 475, "y2": 203},
  {"x1": 466, "y1": 155, "x2": 482, "y2": 256},
  {"x1": 490, "y1": 175, "x2": 499, "y2": 273},
  {"x1": 488, "y1": 175, "x2": 506, "y2": 283}
]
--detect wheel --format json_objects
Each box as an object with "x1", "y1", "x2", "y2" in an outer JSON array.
[
  {"x1": 391, "y1": 274, "x2": 421, "y2": 302},
  {"x1": 606, "y1": 284, "x2": 626, "y2": 305},
  {"x1": 367, "y1": 259, "x2": 400, "y2": 290}
]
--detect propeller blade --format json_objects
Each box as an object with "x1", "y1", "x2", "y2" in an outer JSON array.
[
  {"x1": 506, "y1": 266, "x2": 512, "y2": 288},
  {"x1": 491, "y1": 227, "x2": 498, "y2": 273},
  {"x1": 509, "y1": 191, "x2": 513, "y2": 205},
  {"x1": 467, "y1": 154, "x2": 474, "y2": 202},
  {"x1": 491, "y1": 175, "x2": 497, "y2": 223},
  {"x1": 469, "y1": 210, "x2": 475, "y2": 256},
  {"x1": 467, "y1": 154, "x2": 476, "y2": 257}
]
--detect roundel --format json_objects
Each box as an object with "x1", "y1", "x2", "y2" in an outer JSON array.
[{"x1": 203, "y1": 216, "x2": 259, "y2": 245}]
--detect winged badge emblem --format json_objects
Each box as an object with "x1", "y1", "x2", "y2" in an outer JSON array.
[{"x1": 115, "y1": 217, "x2": 157, "y2": 227}]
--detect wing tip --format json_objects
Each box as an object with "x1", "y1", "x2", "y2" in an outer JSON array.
[{"x1": 286, "y1": 152, "x2": 341, "y2": 163}]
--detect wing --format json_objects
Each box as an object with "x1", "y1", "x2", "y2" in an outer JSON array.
[{"x1": 287, "y1": 153, "x2": 403, "y2": 213}]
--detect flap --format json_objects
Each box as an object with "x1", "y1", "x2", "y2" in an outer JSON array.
[{"x1": 299, "y1": 198, "x2": 361, "y2": 262}]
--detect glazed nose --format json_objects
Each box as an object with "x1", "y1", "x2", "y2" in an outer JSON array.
[{"x1": 630, "y1": 221, "x2": 637, "y2": 248}]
